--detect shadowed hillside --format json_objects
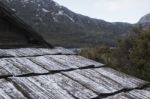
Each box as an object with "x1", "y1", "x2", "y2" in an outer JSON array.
[{"x1": 1, "y1": 0, "x2": 133, "y2": 47}]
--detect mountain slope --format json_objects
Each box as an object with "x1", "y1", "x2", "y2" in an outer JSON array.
[
  {"x1": 1, "y1": 0, "x2": 133, "y2": 47},
  {"x1": 138, "y1": 13, "x2": 150, "y2": 28}
]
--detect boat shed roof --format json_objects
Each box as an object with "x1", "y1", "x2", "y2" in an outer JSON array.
[{"x1": 0, "y1": 47, "x2": 149, "y2": 99}]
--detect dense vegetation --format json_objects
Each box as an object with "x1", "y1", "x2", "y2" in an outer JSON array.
[{"x1": 79, "y1": 28, "x2": 150, "y2": 81}]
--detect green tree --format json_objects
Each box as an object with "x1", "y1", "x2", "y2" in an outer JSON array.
[
  {"x1": 111, "y1": 28, "x2": 150, "y2": 81},
  {"x1": 79, "y1": 28, "x2": 150, "y2": 81},
  {"x1": 129, "y1": 30, "x2": 150, "y2": 80}
]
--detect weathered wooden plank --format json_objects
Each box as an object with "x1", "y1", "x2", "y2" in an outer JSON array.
[
  {"x1": 12, "y1": 48, "x2": 41, "y2": 56},
  {"x1": 103, "y1": 92, "x2": 134, "y2": 99},
  {"x1": 29, "y1": 56, "x2": 71, "y2": 71},
  {"x1": 10, "y1": 58, "x2": 48, "y2": 73},
  {"x1": 29, "y1": 54, "x2": 103, "y2": 71},
  {"x1": 42, "y1": 74, "x2": 97, "y2": 99},
  {"x1": 94, "y1": 67, "x2": 148, "y2": 88},
  {"x1": 51, "y1": 47, "x2": 75, "y2": 55},
  {"x1": 10, "y1": 77, "x2": 75, "y2": 99},
  {"x1": 10, "y1": 74, "x2": 97, "y2": 99},
  {"x1": 0, "y1": 88, "x2": 12, "y2": 99},
  {"x1": 0, "y1": 54, "x2": 104, "y2": 76},
  {"x1": 145, "y1": 85, "x2": 150, "y2": 91},
  {"x1": 62, "y1": 68, "x2": 148, "y2": 95},
  {"x1": 46, "y1": 55, "x2": 80, "y2": 69},
  {"x1": 128, "y1": 89, "x2": 150, "y2": 99},
  {"x1": 0, "y1": 47, "x2": 75, "y2": 57},
  {"x1": 31, "y1": 76, "x2": 75, "y2": 99},
  {"x1": 104, "y1": 89, "x2": 150, "y2": 99},
  {"x1": 0, "y1": 59, "x2": 22, "y2": 75},
  {"x1": 62, "y1": 71, "x2": 116, "y2": 94},
  {"x1": 75, "y1": 69, "x2": 124, "y2": 92},
  {"x1": 0, "y1": 58, "x2": 49, "y2": 76},
  {"x1": 0, "y1": 67, "x2": 11, "y2": 77},
  {"x1": 48, "y1": 55, "x2": 104, "y2": 68},
  {"x1": 4, "y1": 58, "x2": 33, "y2": 75},
  {"x1": 0, "y1": 57, "x2": 48, "y2": 75},
  {"x1": 10, "y1": 77, "x2": 52, "y2": 99},
  {"x1": 73, "y1": 55, "x2": 104, "y2": 67},
  {"x1": 0, "y1": 49, "x2": 9, "y2": 57},
  {"x1": 0, "y1": 79, "x2": 27, "y2": 99}
]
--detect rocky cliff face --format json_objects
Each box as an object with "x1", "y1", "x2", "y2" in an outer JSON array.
[{"x1": 1, "y1": 0, "x2": 133, "y2": 47}]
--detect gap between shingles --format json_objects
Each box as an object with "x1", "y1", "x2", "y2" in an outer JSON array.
[
  {"x1": 1, "y1": 65, "x2": 149, "y2": 99},
  {"x1": 0, "y1": 65, "x2": 104, "y2": 99},
  {"x1": 0, "y1": 53, "x2": 77, "y2": 59},
  {"x1": 0, "y1": 65, "x2": 105, "y2": 79},
  {"x1": 5, "y1": 78, "x2": 34, "y2": 99},
  {"x1": 91, "y1": 83, "x2": 150, "y2": 99},
  {"x1": 61, "y1": 71, "x2": 150, "y2": 99}
]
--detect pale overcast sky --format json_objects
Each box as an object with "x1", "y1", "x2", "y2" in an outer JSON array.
[{"x1": 54, "y1": 0, "x2": 150, "y2": 23}]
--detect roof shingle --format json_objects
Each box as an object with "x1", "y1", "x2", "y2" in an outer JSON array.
[{"x1": 0, "y1": 48, "x2": 149, "y2": 99}]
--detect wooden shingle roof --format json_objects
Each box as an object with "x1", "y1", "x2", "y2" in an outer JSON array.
[
  {"x1": 0, "y1": 1, "x2": 149, "y2": 99},
  {"x1": 0, "y1": 48, "x2": 149, "y2": 99}
]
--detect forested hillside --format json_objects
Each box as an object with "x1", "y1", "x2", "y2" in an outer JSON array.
[{"x1": 79, "y1": 28, "x2": 150, "y2": 81}]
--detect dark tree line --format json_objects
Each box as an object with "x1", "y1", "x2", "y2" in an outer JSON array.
[
  {"x1": 112, "y1": 28, "x2": 150, "y2": 81},
  {"x1": 79, "y1": 28, "x2": 150, "y2": 81}
]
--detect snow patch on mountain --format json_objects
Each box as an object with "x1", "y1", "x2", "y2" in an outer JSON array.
[
  {"x1": 42, "y1": 8, "x2": 49, "y2": 13},
  {"x1": 57, "y1": 11, "x2": 64, "y2": 15},
  {"x1": 53, "y1": 17, "x2": 59, "y2": 22},
  {"x1": 11, "y1": 8, "x2": 16, "y2": 12},
  {"x1": 55, "y1": 11, "x2": 75, "y2": 22}
]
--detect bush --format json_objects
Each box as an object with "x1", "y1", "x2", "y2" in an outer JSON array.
[{"x1": 79, "y1": 28, "x2": 150, "y2": 81}]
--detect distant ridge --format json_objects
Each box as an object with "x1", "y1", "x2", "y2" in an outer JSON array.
[
  {"x1": 139, "y1": 13, "x2": 150, "y2": 24},
  {"x1": 138, "y1": 13, "x2": 150, "y2": 28},
  {"x1": 2, "y1": 0, "x2": 146, "y2": 47}
]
